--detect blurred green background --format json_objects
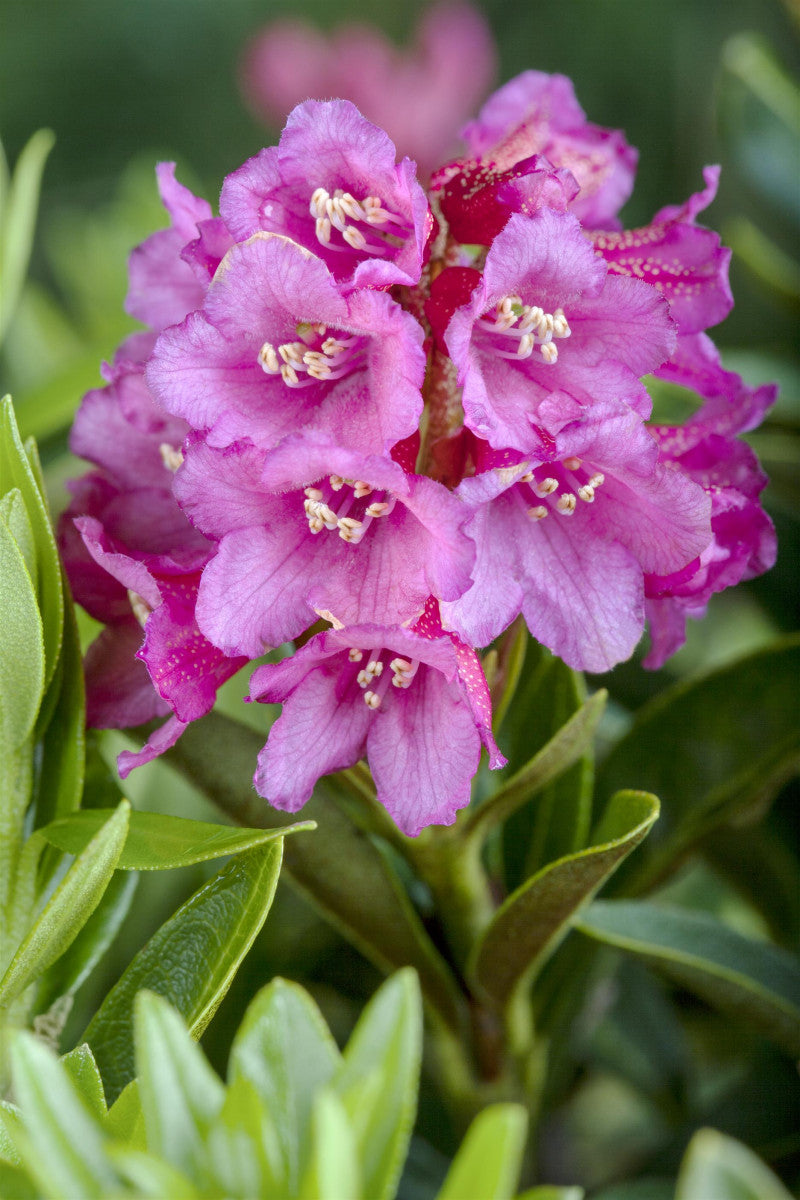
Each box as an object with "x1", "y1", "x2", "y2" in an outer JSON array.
[{"x1": 1, "y1": 1, "x2": 798, "y2": 1192}]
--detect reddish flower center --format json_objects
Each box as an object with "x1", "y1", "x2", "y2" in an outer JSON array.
[{"x1": 347, "y1": 646, "x2": 420, "y2": 709}]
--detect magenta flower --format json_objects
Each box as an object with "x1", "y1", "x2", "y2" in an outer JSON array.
[
  {"x1": 147, "y1": 233, "x2": 426, "y2": 454},
  {"x1": 239, "y1": 4, "x2": 496, "y2": 180},
  {"x1": 249, "y1": 601, "x2": 505, "y2": 837},
  {"x1": 441, "y1": 398, "x2": 712, "y2": 672},
  {"x1": 172, "y1": 432, "x2": 475, "y2": 656},
  {"x1": 436, "y1": 208, "x2": 675, "y2": 451},
  {"x1": 220, "y1": 100, "x2": 434, "y2": 290}
]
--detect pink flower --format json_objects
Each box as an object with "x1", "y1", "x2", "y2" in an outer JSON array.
[
  {"x1": 147, "y1": 233, "x2": 426, "y2": 454},
  {"x1": 173, "y1": 432, "x2": 476, "y2": 656},
  {"x1": 435, "y1": 208, "x2": 675, "y2": 451},
  {"x1": 441, "y1": 398, "x2": 711, "y2": 672},
  {"x1": 239, "y1": 4, "x2": 497, "y2": 181},
  {"x1": 249, "y1": 601, "x2": 505, "y2": 837},
  {"x1": 221, "y1": 100, "x2": 434, "y2": 291}
]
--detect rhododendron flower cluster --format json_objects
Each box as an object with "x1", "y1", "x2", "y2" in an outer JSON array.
[{"x1": 61, "y1": 70, "x2": 776, "y2": 836}]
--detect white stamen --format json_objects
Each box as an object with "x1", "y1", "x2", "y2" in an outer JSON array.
[
  {"x1": 315, "y1": 216, "x2": 332, "y2": 244},
  {"x1": 280, "y1": 362, "x2": 299, "y2": 385},
  {"x1": 304, "y1": 487, "x2": 324, "y2": 501},
  {"x1": 563, "y1": 457, "x2": 582, "y2": 471},
  {"x1": 258, "y1": 342, "x2": 280, "y2": 373},
  {"x1": 588, "y1": 472, "x2": 606, "y2": 488},
  {"x1": 159, "y1": 442, "x2": 184, "y2": 473},
  {"x1": 363, "y1": 690, "x2": 382, "y2": 708},
  {"x1": 578, "y1": 484, "x2": 595, "y2": 503},
  {"x1": 556, "y1": 493, "x2": 577, "y2": 515},
  {"x1": 527, "y1": 505, "x2": 548, "y2": 520},
  {"x1": 128, "y1": 590, "x2": 150, "y2": 627},
  {"x1": 517, "y1": 332, "x2": 535, "y2": 359},
  {"x1": 533, "y1": 477, "x2": 559, "y2": 497},
  {"x1": 365, "y1": 501, "x2": 390, "y2": 517},
  {"x1": 348, "y1": 648, "x2": 363, "y2": 662},
  {"x1": 343, "y1": 225, "x2": 367, "y2": 251},
  {"x1": 328, "y1": 475, "x2": 345, "y2": 491},
  {"x1": 540, "y1": 342, "x2": 559, "y2": 364},
  {"x1": 353, "y1": 480, "x2": 372, "y2": 498}
]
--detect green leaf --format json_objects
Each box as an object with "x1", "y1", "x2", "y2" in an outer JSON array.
[
  {"x1": 205, "y1": 1078, "x2": 284, "y2": 1199},
  {"x1": 84, "y1": 840, "x2": 283, "y2": 1104},
  {"x1": 107, "y1": 1146, "x2": 199, "y2": 1199},
  {"x1": 498, "y1": 640, "x2": 596, "y2": 888},
  {"x1": 0, "y1": 1162, "x2": 38, "y2": 1200},
  {"x1": 0, "y1": 1102, "x2": 23, "y2": 1165},
  {"x1": 35, "y1": 871, "x2": 138, "y2": 1012},
  {"x1": 0, "y1": 800, "x2": 130, "y2": 1007},
  {"x1": 39, "y1": 806, "x2": 314, "y2": 870},
  {"x1": 516, "y1": 1190, "x2": 584, "y2": 1200},
  {"x1": 0, "y1": 490, "x2": 36, "y2": 586},
  {"x1": 59, "y1": 1045, "x2": 107, "y2": 1120},
  {"x1": 470, "y1": 792, "x2": 659, "y2": 1008},
  {"x1": 0, "y1": 513, "x2": 44, "y2": 752},
  {"x1": 333, "y1": 969, "x2": 422, "y2": 1200},
  {"x1": 134, "y1": 991, "x2": 225, "y2": 1182},
  {"x1": 676, "y1": 1128, "x2": 792, "y2": 1200},
  {"x1": 0, "y1": 398, "x2": 64, "y2": 689},
  {"x1": 8, "y1": 1031, "x2": 117, "y2": 1199},
  {"x1": 168, "y1": 712, "x2": 464, "y2": 1030},
  {"x1": 575, "y1": 900, "x2": 800, "y2": 1056},
  {"x1": 103, "y1": 1081, "x2": 145, "y2": 1148},
  {"x1": 465, "y1": 688, "x2": 606, "y2": 841},
  {"x1": 597, "y1": 638, "x2": 800, "y2": 890},
  {"x1": 300, "y1": 1089, "x2": 361, "y2": 1200},
  {"x1": 229, "y1": 976, "x2": 341, "y2": 1195},
  {"x1": 30, "y1": 592, "x2": 86, "y2": 828},
  {"x1": 435, "y1": 1104, "x2": 528, "y2": 1200},
  {"x1": 0, "y1": 130, "x2": 55, "y2": 343}
]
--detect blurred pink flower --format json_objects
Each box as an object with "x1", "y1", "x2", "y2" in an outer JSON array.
[{"x1": 239, "y1": 3, "x2": 496, "y2": 179}]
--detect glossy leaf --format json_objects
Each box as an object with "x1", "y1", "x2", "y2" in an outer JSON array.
[
  {"x1": 39, "y1": 806, "x2": 314, "y2": 870},
  {"x1": 134, "y1": 991, "x2": 225, "y2": 1182},
  {"x1": 8, "y1": 1032, "x2": 116, "y2": 1199},
  {"x1": 168, "y1": 712, "x2": 464, "y2": 1029},
  {"x1": 464, "y1": 688, "x2": 606, "y2": 840},
  {"x1": 35, "y1": 871, "x2": 138, "y2": 1012},
  {"x1": 300, "y1": 1089, "x2": 361, "y2": 1200},
  {"x1": 0, "y1": 398, "x2": 63, "y2": 688},
  {"x1": 470, "y1": 792, "x2": 659, "y2": 1008},
  {"x1": 84, "y1": 840, "x2": 283, "y2": 1104},
  {"x1": 676, "y1": 1128, "x2": 792, "y2": 1200},
  {"x1": 229, "y1": 977, "x2": 341, "y2": 1195},
  {"x1": 575, "y1": 900, "x2": 800, "y2": 1056},
  {"x1": 333, "y1": 969, "x2": 422, "y2": 1200},
  {"x1": 0, "y1": 800, "x2": 130, "y2": 1007},
  {"x1": 435, "y1": 1104, "x2": 528, "y2": 1200},
  {"x1": 498, "y1": 640, "x2": 595, "y2": 888},
  {"x1": 598, "y1": 638, "x2": 800, "y2": 889}
]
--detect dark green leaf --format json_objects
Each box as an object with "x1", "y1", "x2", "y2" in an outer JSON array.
[
  {"x1": 333, "y1": 969, "x2": 422, "y2": 1200},
  {"x1": 676, "y1": 1128, "x2": 792, "y2": 1200},
  {"x1": 39, "y1": 806, "x2": 313, "y2": 870},
  {"x1": 168, "y1": 712, "x2": 465, "y2": 1030},
  {"x1": 0, "y1": 800, "x2": 130, "y2": 1006},
  {"x1": 498, "y1": 640, "x2": 595, "y2": 888},
  {"x1": 134, "y1": 991, "x2": 225, "y2": 1182},
  {"x1": 597, "y1": 638, "x2": 800, "y2": 890},
  {"x1": 84, "y1": 840, "x2": 283, "y2": 1104},
  {"x1": 470, "y1": 792, "x2": 659, "y2": 1008},
  {"x1": 8, "y1": 1032, "x2": 117, "y2": 1199},
  {"x1": 575, "y1": 900, "x2": 800, "y2": 1056},
  {"x1": 435, "y1": 1105, "x2": 528, "y2": 1200},
  {"x1": 229, "y1": 977, "x2": 341, "y2": 1195},
  {"x1": 31, "y1": 592, "x2": 85, "y2": 829}
]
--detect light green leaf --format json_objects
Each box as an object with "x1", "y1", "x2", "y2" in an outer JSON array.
[
  {"x1": 435, "y1": 1104, "x2": 528, "y2": 1200},
  {"x1": 333, "y1": 969, "x2": 422, "y2": 1200},
  {"x1": 676, "y1": 1128, "x2": 792, "y2": 1200},
  {"x1": 0, "y1": 490, "x2": 36, "y2": 587},
  {"x1": 134, "y1": 991, "x2": 225, "y2": 1182},
  {"x1": 0, "y1": 800, "x2": 130, "y2": 1007},
  {"x1": 597, "y1": 638, "x2": 800, "y2": 891},
  {"x1": 516, "y1": 1189, "x2": 584, "y2": 1200},
  {"x1": 498, "y1": 641, "x2": 595, "y2": 889},
  {"x1": 0, "y1": 1102, "x2": 23, "y2": 1165},
  {"x1": 465, "y1": 688, "x2": 605, "y2": 841},
  {"x1": 0, "y1": 398, "x2": 64, "y2": 688},
  {"x1": 8, "y1": 1031, "x2": 117, "y2": 1199},
  {"x1": 205, "y1": 1078, "x2": 284, "y2": 1199},
  {"x1": 59, "y1": 1045, "x2": 107, "y2": 1120},
  {"x1": 169, "y1": 712, "x2": 464, "y2": 1029},
  {"x1": 0, "y1": 1161, "x2": 38, "y2": 1200},
  {"x1": 35, "y1": 871, "x2": 138, "y2": 1012},
  {"x1": 107, "y1": 1145, "x2": 199, "y2": 1199},
  {"x1": 0, "y1": 514, "x2": 44, "y2": 752},
  {"x1": 39, "y1": 806, "x2": 314, "y2": 869},
  {"x1": 229, "y1": 976, "x2": 341, "y2": 1195},
  {"x1": 575, "y1": 900, "x2": 800, "y2": 1056},
  {"x1": 300, "y1": 1089, "x2": 361, "y2": 1200},
  {"x1": 85, "y1": 840, "x2": 283, "y2": 1104},
  {"x1": 104, "y1": 1081, "x2": 145, "y2": 1149},
  {"x1": 470, "y1": 792, "x2": 659, "y2": 1008},
  {"x1": 0, "y1": 130, "x2": 55, "y2": 343}
]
